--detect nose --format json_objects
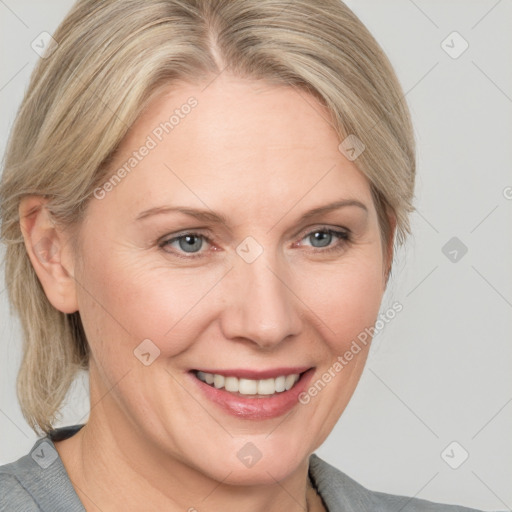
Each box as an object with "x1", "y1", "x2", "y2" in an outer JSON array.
[{"x1": 220, "y1": 252, "x2": 303, "y2": 350}]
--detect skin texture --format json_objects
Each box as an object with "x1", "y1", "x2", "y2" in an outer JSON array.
[{"x1": 19, "y1": 73, "x2": 395, "y2": 512}]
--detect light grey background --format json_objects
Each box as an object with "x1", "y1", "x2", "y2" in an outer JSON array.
[{"x1": 1, "y1": 1, "x2": 511, "y2": 510}]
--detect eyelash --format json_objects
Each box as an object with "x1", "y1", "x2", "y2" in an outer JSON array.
[{"x1": 158, "y1": 226, "x2": 351, "y2": 260}]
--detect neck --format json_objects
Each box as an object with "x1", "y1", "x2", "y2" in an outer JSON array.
[{"x1": 54, "y1": 409, "x2": 318, "y2": 512}]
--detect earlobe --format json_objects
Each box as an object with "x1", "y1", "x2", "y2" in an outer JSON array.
[{"x1": 18, "y1": 196, "x2": 79, "y2": 314}]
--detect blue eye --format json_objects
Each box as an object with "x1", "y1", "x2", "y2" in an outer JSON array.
[
  {"x1": 159, "y1": 226, "x2": 351, "y2": 259},
  {"x1": 161, "y1": 233, "x2": 209, "y2": 256},
  {"x1": 304, "y1": 228, "x2": 350, "y2": 250}
]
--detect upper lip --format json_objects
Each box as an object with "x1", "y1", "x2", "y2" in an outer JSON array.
[{"x1": 191, "y1": 366, "x2": 313, "y2": 380}]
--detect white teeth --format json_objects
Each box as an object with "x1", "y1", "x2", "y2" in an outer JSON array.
[
  {"x1": 195, "y1": 371, "x2": 301, "y2": 396},
  {"x1": 285, "y1": 374, "x2": 297, "y2": 391},
  {"x1": 274, "y1": 375, "x2": 286, "y2": 392},
  {"x1": 224, "y1": 376, "x2": 239, "y2": 392},
  {"x1": 239, "y1": 378, "x2": 258, "y2": 394},
  {"x1": 213, "y1": 374, "x2": 225, "y2": 389},
  {"x1": 257, "y1": 378, "x2": 276, "y2": 395}
]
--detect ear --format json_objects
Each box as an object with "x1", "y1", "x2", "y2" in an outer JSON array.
[{"x1": 18, "y1": 196, "x2": 79, "y2": 314}]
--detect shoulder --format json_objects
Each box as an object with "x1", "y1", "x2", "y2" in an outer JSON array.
[
  {"x1": 0, "y1": 457, "x2": 43, "y2": 511},
  {"x1": 0, "y1": 426, "x2": 85, "y2": 511},
  {"x1": 308, "y1": 453, "x2": 489, "y2": 512}
]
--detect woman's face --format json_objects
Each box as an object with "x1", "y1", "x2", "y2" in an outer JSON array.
[{"x1": 71, "y1": 74, "x2": 390, "y2": 484}]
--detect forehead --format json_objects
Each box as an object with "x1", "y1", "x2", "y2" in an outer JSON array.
[
  {"x1": 95, "y1": 74, "x2": 373, "y2": 221},
  {"x1": 128, "y1": 75, "x2": 337, "y2": 152}
]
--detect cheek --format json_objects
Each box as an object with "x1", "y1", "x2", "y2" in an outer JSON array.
[
  {"x1": 300, "y1": 254, "x2": 385, "y2": 352},
  {"x1": 76, "y1": 245, "x2": 229, "y2": 362}
]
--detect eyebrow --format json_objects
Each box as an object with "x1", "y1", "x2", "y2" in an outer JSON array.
[{"x1": 135, "y1": 199, "x2": 368, "y2": 225}]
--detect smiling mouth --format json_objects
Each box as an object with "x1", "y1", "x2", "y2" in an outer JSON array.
[{"x1": 191, "y1": 369, "x2": 309, "y2": 398}]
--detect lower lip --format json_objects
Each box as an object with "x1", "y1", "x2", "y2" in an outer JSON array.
[{"x1": 187, "y1": 368, "x2": 315, "y2": 420}]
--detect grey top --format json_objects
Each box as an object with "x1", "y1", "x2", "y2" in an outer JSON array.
[{"x1": 0, "y1": 424, "x2": 487, "y2": 511}]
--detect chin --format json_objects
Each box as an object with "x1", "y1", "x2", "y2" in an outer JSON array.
[
  {"x1": 195, "y1": 437, "x2": 310, "y2": 486},
  {"x1": 221, "y1": 460, "x2": 305, "y2": 487}
]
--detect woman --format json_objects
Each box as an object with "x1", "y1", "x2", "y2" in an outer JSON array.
[{"x1": 0, "y1": 0, "x2": 491, "y2": 510}]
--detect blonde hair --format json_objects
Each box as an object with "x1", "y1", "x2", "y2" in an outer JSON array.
[{"x1": 0, "y1": 0, "x2": 415, "y2": 435}]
